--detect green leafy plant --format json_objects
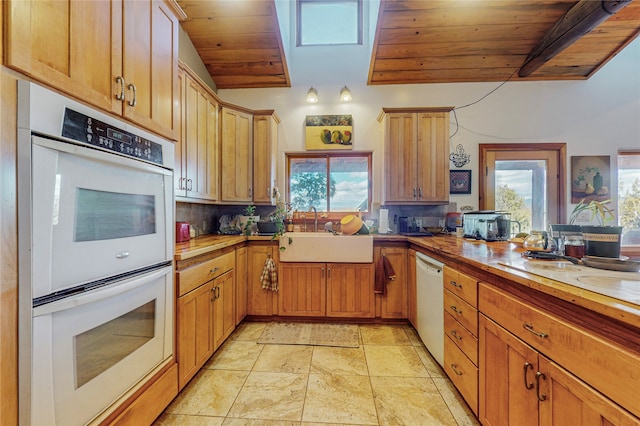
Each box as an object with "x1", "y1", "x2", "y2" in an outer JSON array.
[
  {"x1": 569, "y1": 198, "x2": 615, "y2": 226},
  {"x1": 244, "y1": 204, "x2": 256, "y2": 216},
  {"x1": 241, "y1": 204, "x2": 258, "y2": 236}
]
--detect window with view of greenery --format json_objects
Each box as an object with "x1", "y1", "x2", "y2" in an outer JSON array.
[
  {"x1": 286, "y1": 153, "x2": 371, "y2": 215},
  {"x1": 618, "y1": 151, "x2": 640, "y2": 248},
  {"x1": 297, "y1": 0, "x2": 362, "y2": 46}
]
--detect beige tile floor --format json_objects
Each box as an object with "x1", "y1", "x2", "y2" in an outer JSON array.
[{"x1": 155, "y1": 322, "x2": 480, "y2": 426}]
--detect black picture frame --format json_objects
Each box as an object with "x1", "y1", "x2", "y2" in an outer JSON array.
[{"x1": 450, "y1": 170, "x2": 471, "y2": 194}]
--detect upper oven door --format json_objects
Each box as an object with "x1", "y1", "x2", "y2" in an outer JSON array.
[{"x1": 31, "y1": 135, "x2": 173, "y2": 298}]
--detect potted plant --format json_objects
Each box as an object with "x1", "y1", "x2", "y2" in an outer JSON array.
[
  {"x1": 569, "y1": 198, "x2": 623, "y2": 258},
  {"x1": 238, "y1": 204, "x2": 260, "y2": 236}
]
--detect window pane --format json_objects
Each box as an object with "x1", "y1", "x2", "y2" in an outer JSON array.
[
  {"x1": 290, "y1": 157, "x2": 329, "y2": 211},
  {"x1": 330, "y1": 157, "x2": 368, "y2": 212},
  {"x1": 299, "y1": 1, "x2": 359, "y2": 45},
  {"x1": 618, "y1": 153, "x2": 640, "y2": 246},
  {"x1": 495, "y1": 160, "x2": 548, "y2": 234}
]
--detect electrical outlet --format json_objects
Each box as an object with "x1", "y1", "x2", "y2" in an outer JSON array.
[
  {"x1": 438, "y1": 219, "x2": 445, "y2": 227},
  {"x1": 415, "y1": 218, "x2": 423, "y2": 228}
]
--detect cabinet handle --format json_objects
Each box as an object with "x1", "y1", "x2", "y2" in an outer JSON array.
[
  {"x1": 327, "y1": 267, "x2": 331, "y2": 278},
  {"x1": 535, "y1": 371, "x2": 547, "y2": 401},
  {"x1": 413, "y1": 187, "x2": 417, "y2": 198},
  {"x1": 187, "y1": 178, "x2": 193, "y2": 191},
  {"x1": 214, "y1": 285, "x2": 220, "y2": 300},
  {"x1": 321, "y1": 268, "x2": 324, "y2": 279},
  {"x1": 210, "y1": 287, "x2": 215, "y2": 302},
  {"x1": 267, "y1": 187, "x2": 271, "y2": 198},
  {"x1": 450, "y1": 330, "x2": 462, "y2": 341},
  {"x1": 523, "y1": 362, "x2": 534, "y2": 390},
  {"x1": 523, "y1": 323, "x2": 548, "y2": 338},
  {"x1": 450, "y1": 364, "x2": 463, "y2": 376},
  {"x1": 419, "y1": 187, "x2": 423, "y2": 198},
  {"x1": 210, "y1": 266, "x2": 220, "y2": 274},
  {"x1": 449, "y1": 305, "x2": 462, "y2": 314},
  {"x1": 249, "y1": 187, "x2": 252, "y2": 197},
  {"x1": 115, "y1": 76, "x2": 126, "y2": 101},
  {"x1": 127, "y1": 83, "x2": 137, "y2": 107},
  {"x1": 449, "y1": 280, "x2": 462, "y2": 288}
]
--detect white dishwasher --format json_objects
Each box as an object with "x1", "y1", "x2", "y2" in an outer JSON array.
[{"x1": 415, "y1": 251, "x2": 445, "y2": 367}]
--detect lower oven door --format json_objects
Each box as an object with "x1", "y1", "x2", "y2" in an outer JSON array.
[{"x1": 30, "y1": 265, "x2": 173, "y2": 426}]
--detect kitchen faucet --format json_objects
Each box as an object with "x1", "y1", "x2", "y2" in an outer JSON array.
[{"x1": 308, "y1": 205, "x2": 318, "y2": 232}]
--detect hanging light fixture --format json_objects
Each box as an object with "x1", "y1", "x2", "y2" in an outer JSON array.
[
  {"x1": 306, "y1": 86, "x2": 318, "y2": 103},
  {"x1": 339, "y1": 85, "x2": 352, "y2": 102}
]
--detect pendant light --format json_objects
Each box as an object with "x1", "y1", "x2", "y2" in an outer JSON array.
[
  {"x1": 339, "y1": 85, "x2": 352, "y2": 102},
  {"x1": 306, "y1": 86, "x2": 318, "y2": 103}
]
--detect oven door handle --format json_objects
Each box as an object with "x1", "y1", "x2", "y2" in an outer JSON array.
[{"x1": 33, "y1": 265, "x2": 172, "y2": 317}]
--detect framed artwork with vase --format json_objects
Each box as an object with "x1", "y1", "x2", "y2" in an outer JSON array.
[{"x1": 571, "y1": 155, "x2": 610, "y2": 203}]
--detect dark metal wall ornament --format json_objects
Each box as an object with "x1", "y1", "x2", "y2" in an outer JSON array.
[{"x1": 450, "y1": 144, "x2": 470, "y2": 168}]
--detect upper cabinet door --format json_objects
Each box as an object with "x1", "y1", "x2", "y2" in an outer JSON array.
[
  {"x1": 383, "y1": 113, "x2": 418, "y2": 203},
  {"x1": 5, "y1": 0, "x2": 123, "y2": 115},
  {"x1": 220, "y1": 106, "x2": 253, "y2": 202},
  {"x1": 252, "y1": 113, "x2": 279, "y2": 205},
  {"x1": 122, "y1": 0, "x2": 179, "y2": 140},
  {"x1": 416, "y1": 112, "x2": 450, "y2": 203}
]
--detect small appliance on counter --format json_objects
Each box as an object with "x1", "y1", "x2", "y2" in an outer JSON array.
[
  {"x1": 445, "y1": 212, "x2": 463, "y2": 232},
  {"x1": 463, "y1": 211, "x2": 511, "y2": 241},
  {"x1": 176, "y1": 221, "x2": 191, "y2": 242}
]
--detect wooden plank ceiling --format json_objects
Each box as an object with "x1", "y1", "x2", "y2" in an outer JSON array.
[{"x1": 178, "y1": 0, "x2": 640, "y2": 89}]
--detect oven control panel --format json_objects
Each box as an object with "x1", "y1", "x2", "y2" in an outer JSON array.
[{"x1": 61, "y1": 108, "x2": 164, "y2": 166}]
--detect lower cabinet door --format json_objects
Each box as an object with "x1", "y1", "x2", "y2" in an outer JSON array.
[
  {"x1": 177, "y1": 283, "x2": 214, "y2": 390},
  {"x1": 326, "y1": 263, "x2": 375, "y2": 318},
  {"x1": 278, "y1": 263, "x2": 326, "y2": 316},
  {"x1": 212, "y1": 270, "x2": 235, "y2": 351}
]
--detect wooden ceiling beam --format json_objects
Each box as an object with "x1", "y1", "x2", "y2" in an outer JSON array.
[{"x1": 519, "y1": 0, "x2": 632, "y2": 77}]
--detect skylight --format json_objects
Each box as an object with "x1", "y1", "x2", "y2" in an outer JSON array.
[{"x1": 297, "y1": 0, "x2": 362, "y2": 46}]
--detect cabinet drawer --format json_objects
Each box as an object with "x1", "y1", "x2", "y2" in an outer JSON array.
[
  {"x1": 444, "y1": 289, "x2": 478, "y2": 336},
  {"x1": 479, "y1": 283, "x2": 640, "y2": 418},
  {"x1": 443, "y1": 267, "x2": 478, "y2": 307},
  {"x1": 444, "y1": 335, "x2": 478, "y2": 415},
  {"x1": 444, "y1": 311, "x2": 478, "y2": 366},
  {"x1": 177, "y1": 251, "x2": 235, "y2": 296}
]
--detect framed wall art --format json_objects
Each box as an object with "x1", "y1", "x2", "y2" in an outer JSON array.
[
  {"x1": 305, "y1": 115, "x2": 353, "y2": 150},
  {"x1": 571, "y1": 155, "x2": 610, "y2": 203},
  {"x1": 450, "y1": 170, "x2": 472, "y2": 194}
]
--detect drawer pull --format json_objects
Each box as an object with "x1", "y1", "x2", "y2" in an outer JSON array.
[
  {"x1": 210, "y1": 266, "x2": 220, "y2": 274},
  {"x1": 450, "y1": 330, "x2": 462, "y2": 340},
  {"x1": 449, "y1": 280, "x2": 462, "y2": 288},
  {"x1": 210, "y1": 287, "x2": 215, "y2": 302},
  {"x1": 450, "y1": 364, "x2": 463, "y2": 376},
  {"x1": 449, "y1": 305, "x2": 462, "y2": 314},
  {"x1": 535, "y1": 371, "x2": 547, "y2": 401},
  {"x1": 523, "y1": 362, "x2": 534, "y2": 390},
  {"x1": 523, "y1": 323, "x2": 548, "y2": 338}
]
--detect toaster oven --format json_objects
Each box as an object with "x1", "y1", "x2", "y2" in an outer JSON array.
[{"x1": 463, "y1": 211, "x2": 511, "y2": 242}]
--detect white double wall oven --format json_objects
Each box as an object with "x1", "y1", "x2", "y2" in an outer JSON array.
[{"x1": 17, "y1": 82, "x2": 175, "y2": 425}]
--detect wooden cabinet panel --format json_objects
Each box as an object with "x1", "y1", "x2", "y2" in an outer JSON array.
[
  {"x1": 177, "y1": 282, "x2": 213, "y2": 390},
  {"x1": 479, "y1": 314, "x2": 538, "y2": 426},
  {"x1": 407, "y1": 249, "x2": 417, "y2": 327},
  {"x1": 444, "y1": 335, "x2": 479, "y2": 415},
  {"x1": 380, "y1": 108, "x2": 452, "y2": 204},
  {"x1": 252, "y1": 112, "x2": 279, "y2": 204},
  {"x1": 247, "y1": 244, "x2": 277, "y2": 316},
  {"x1": 444, "y1": 311, "x2": 478, "y2": 366},
  {"x1": 326, "y1": 263, "x2": 375, "y2": 318},
  {"x1": 479, "y1": 283, "x2": 640, "y2": 418},
  {"x1": 6, "y1": 0, "x2": 179, "y2": 139},
  {"x1": 375, "y1": 247, "x2": 407, "y2": 319},
  {"x1": 444, "y1": 289, "x2": 478, "y2": 336},
  {"x1": 278, "y1": 263, "x2": 326, "y2": 316},
  {"x1": 212, "y1": 270, "x2": 235, "y2": 351},
  {"x1": 221, "y1": 106, "x2": 253, "y2": 202},
  {"x1": 443, "y1": 266, "x2": 478, "y2": 307},
  {"x1": 235, "y1": 246, "x2": 248, "y2": 325}
]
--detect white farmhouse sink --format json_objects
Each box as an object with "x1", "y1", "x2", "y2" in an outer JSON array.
[{"x1": 278, "y1": 232, "x2": 373, "y2": 263}]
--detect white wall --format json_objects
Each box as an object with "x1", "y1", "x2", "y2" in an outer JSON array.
[{"x1": 218, "y1": 38, "x2": 640, "y2": 217}]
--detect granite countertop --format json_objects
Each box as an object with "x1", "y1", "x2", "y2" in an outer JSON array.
[{"x1": 174, "y1": 233, "x2": 640, "y2": 328}]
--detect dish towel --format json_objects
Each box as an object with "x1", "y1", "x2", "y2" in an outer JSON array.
[
  {"x1": 374, "y1": 255, "x2": 396, "y2": 296},
  {"x1": 260, "y1": 255, "x2": 278, "y2": 292}
]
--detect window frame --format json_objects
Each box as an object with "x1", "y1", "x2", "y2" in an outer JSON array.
[
  {"x1": 285, "y1": 151, "x2": 372, "y2": 220},
  {"x1": 618, "y1": 149, "x2": 640, "y2": 258},
  {"x1": 296, "y1": 0, "x2": 363, "y2": 47},
  {"x1": 479, "y1": 143, "x2": 567, "y2": 229}
]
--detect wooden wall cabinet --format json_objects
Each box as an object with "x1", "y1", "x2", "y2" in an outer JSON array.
[
  {"x1": 379, "y1": 108, "x2": 452, "y2": 204},
  {"x1": 374, "y1": 246, "x2": 407, "y2": 319},
  {"x1": 5, "y1": 0, "x2": 181, "y2": 140},
  {"x1": 220, "y1": 105, "x2": 253, "y2": 202},
  {"x1": 175, "y1": 250, "x2": 235, "y2": 390},
  {"x1": 246, "y1": 243, "x2": 278, "y2": 316},
  {"x1": 252, "y1": 111, "x2": 279, "y2": 205},
  {"x1": 442, "y1": 266, "x2": 479, "y2": 415},
  {"x1": 175, "y1": 65, "x2": 219, "y2": 200},
  {"x1": 479, "y1": 283, "x2": 640, "y2": 425}
]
